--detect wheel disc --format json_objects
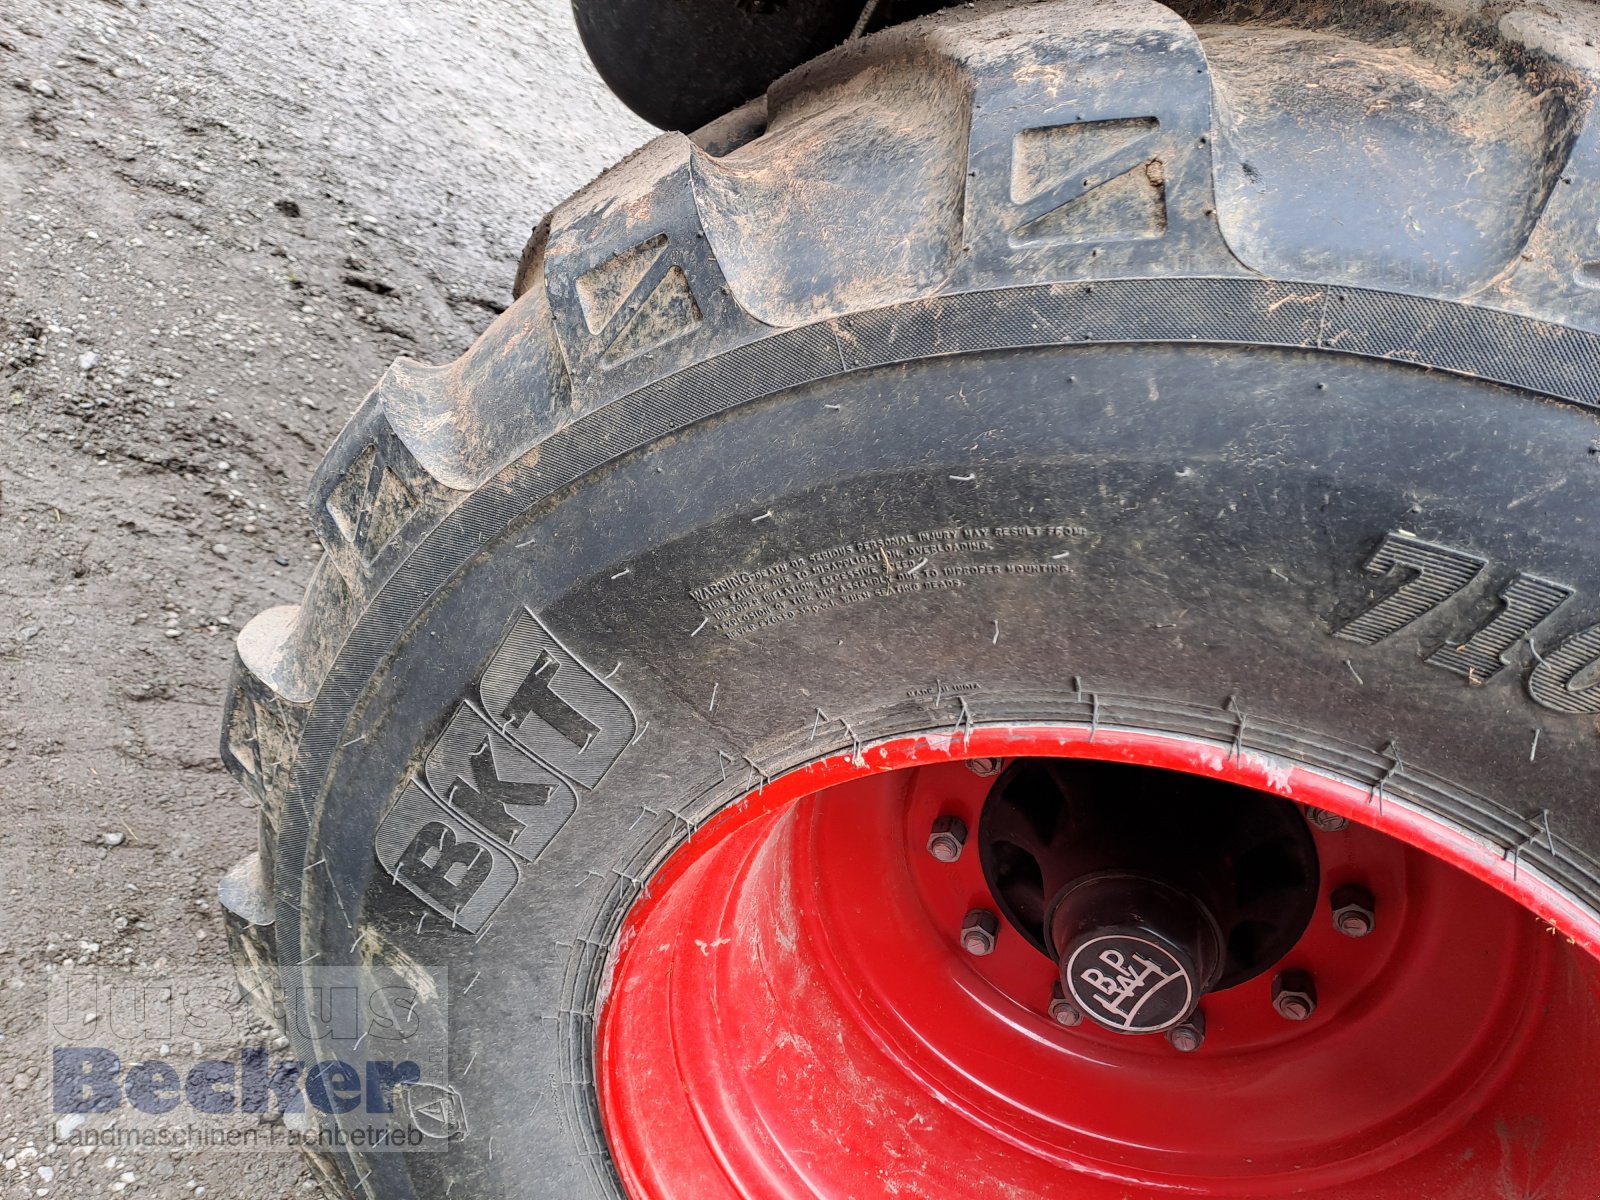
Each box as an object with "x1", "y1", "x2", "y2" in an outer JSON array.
[{"x1": 598, "y1": 728, "x2": 1600, "y2": 1198}]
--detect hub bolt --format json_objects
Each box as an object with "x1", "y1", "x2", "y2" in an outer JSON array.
[
  {"x1": 960, "y1": 909, "x2": 999, "y2": 956},
  {"x1": 1305, "y1": 807, "x2": 1349, "y2": 832},
  {"x1": 1331, "y1": 884, "x2": 1376, "y2": 938},
  {"x1": 1166, "y1": 1010, "x2": 1206, "y2": 1053},
  {"x1": 1048, "y1": 983, "x2": 1083, "y2": 1027},
  {"x1": 926, "y1": 815, "x2": 969, "y2": 863},
  {"x1": 1272, "y1": 969, "x2": 1318, "y2": 1021},
  {"x1": 965, "y1": 758, "x2": 1003, "y2": 778}
]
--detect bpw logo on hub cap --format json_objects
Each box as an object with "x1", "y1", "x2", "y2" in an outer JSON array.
[{"x1": 1065, "y1": 934, "x2": 1194, "y2": 1034}]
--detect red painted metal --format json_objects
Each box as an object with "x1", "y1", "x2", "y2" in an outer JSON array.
[{"x1": 597, "y1": 728, "x2": 1600, "y2": 1198}]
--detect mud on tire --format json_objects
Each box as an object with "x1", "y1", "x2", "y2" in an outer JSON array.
[{"x1": 222, "y1": 0, "x2": 1600, "y2": 1195}]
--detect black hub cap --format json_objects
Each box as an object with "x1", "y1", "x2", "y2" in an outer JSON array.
[
  {"x1": 978, "y1": 759, "x2": 1321, "y2": 1034},
  {"x1": 1052, "y1": 872, "x2": 1222, "y2": 1033}
]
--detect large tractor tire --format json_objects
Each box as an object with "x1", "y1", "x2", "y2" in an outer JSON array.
[{"x1": 221, "y1": 0, "x2": 1600, "y2": 1195}]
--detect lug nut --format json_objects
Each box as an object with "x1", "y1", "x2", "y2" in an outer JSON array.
[
  {"x1": 1166, "y1": 1010, "x2": 1206, "y2": 1053},
  {"x1": 926, "y1": 815, "x2": 969, "y2": 863},
  {"x1": 961, "y1": 909, "x2": 999, "y2": 956},
  {"x1": 1331, "y1": 883, "x2": 1376, "y2": 938},
  {"x1": 1272, "y1": 969, "x2": 1318, "y2": 1021},
  {"x1": 965, "y1": 757, "x2": 1003, "y2": 778},
  {"x1": 1048, "y1": 983, "x2": 1083, "y2": 1027},
  {"x1": 1305, "y1": 807, "x2": 1349, "y2": 832}
]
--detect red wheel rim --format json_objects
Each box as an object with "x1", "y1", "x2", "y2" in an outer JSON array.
[{"x1": 597, "y1": 728, "x2": 1600, "y2": 1198}]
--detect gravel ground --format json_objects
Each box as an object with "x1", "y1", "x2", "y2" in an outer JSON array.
[{"x1": 0, "y1": 1, "x2": 649, "y2": 1194}]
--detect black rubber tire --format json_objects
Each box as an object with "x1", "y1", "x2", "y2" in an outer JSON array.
[{"x1": 220, "y1": 1, "x2": 1600, "y2": 1195}]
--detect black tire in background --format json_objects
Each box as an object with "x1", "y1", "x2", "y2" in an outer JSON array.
[{"x1": 219, "y1": 1, "x2": 1600, "y2": 1195}]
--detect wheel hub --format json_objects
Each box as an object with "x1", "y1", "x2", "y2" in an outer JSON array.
[
  {"x1": 979, "y1": 759, "x2": 1320, "y2": 1035},
  {"x1": 1054, "y1": 874, "x2": 1219, "y2": 1033}
]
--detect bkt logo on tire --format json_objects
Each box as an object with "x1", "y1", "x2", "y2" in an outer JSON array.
[{"x1": 373, "y1": 608, "x2": 637, "y2": 933}]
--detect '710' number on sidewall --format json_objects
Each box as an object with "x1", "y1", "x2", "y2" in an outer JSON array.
[{"x1": 1335, "y1": 530, "x2": 1600, "y2": 714}]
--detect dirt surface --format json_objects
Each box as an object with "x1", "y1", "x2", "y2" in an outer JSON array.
[{"x1": 0, "y1": 1, "x2": 649, "y2": 1194}]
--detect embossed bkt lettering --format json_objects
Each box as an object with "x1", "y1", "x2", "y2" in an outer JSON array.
[
  {"x1": 500, "y1": 651, "x2": 599, "y2": 752},
  {"x1": 373, "y1": 608, "x2": 638, "y2": 934},
  {"x1": 423, "y1": 705, "x2": 579, "y2": 857},
  {"x1": 374, "y1": 783, "x2": 519, "y2": 934},
  {"x1": 398, "y1": 824, "x2": 493, "y2": 913},
  {"x1": 478, "y1": 609, "x2": 637, "y2": 788},
  {"x1": 448, "y1": 743, "x2": 546, "y2": 843}
]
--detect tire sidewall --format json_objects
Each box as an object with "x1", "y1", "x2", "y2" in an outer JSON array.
[{"x1": 294, "y1": 334, "x2": 1600, "y2": 1193}]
